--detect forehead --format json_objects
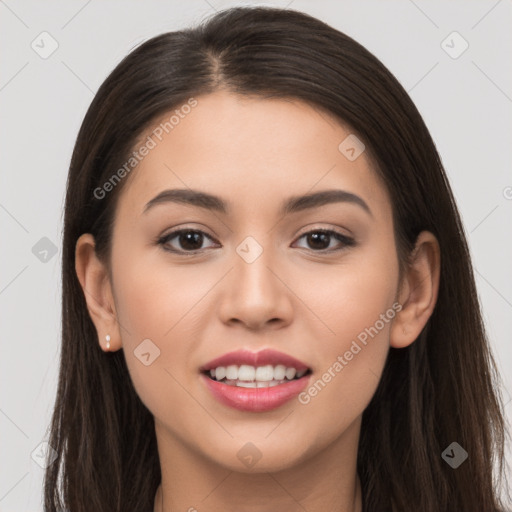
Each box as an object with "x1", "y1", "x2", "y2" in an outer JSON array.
[{"x1": 116, "y1": 91, "x2": 390, "y2": 220}]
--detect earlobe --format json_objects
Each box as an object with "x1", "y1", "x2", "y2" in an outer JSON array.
[
  {"x1": 75, "y1": 233, "x2": 121, "y2": 351},
  {"x1": 390, "y1": 231, "x2": 441, "y2": 349}
]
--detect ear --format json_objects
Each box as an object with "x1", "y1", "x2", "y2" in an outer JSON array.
[
  {"x1": 75, "y1": 233, "x2": 121, "y2": 352},
  {"x1": 390, "y1": 231, "x2": 441, "y2": 349}
]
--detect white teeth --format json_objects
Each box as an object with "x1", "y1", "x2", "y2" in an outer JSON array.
[
  {"x1": 238, "y1": 364, "x2": 256, "y2": 381},
  {"x1": 236, "y1": 381, "x2": 259, "y2": 388},
  {"x1": 215, "y1": 366, "x2": 226, "y2": 380},
  {"x1": 273, "y1": 364, "x2": 286, "y2": 380},
  {"x1": 226, "y1": 365, "x2": 238, "y2": 380},
  {"x1": 207, "y1": 364, "x2": 308, "y2": 382},
  {"x1": 223, "y1": 379, "x2": 289, "y2": 388},
  {"x1": 255, "y1": 365, "x2": 274, "y2": 381},
  {"x1": 285, "y1": 367, "x2": 297, "y2": 380}
]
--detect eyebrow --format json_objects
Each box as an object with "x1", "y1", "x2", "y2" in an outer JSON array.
[{"x1": 143, "y1": 188, "x2": 373, "y2": 217}]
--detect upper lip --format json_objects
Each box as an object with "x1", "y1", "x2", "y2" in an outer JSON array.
[{"x1": 200, "y1": 348, "x2": 310, "y2": 373}]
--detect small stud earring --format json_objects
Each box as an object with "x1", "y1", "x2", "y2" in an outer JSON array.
[{"x1": 105, "y1": 334, "x2": 111, "y2": 351}]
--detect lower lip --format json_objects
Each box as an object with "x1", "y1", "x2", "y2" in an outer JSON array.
[{"x1": 200, "y1": 373, "x2": 311, "y2": 412}]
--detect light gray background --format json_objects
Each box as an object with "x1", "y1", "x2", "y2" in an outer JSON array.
[{"x1": 1, "y1": 0, "x2": 511, "y2": 510}]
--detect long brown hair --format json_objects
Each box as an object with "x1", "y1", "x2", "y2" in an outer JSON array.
[{"x1": 44, "y1": 6, "x2": 509, "y2": 511}]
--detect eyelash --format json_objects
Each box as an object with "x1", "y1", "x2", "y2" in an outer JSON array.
[{"x1": 156, "y1": 228, "x2": 356, "y2": 255}]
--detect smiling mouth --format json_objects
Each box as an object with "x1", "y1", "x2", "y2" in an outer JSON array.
[{"x1": 201, "y1": 365, "x2": 313, "y2": 388}]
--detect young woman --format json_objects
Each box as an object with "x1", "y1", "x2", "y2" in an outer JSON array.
[{"x1": 44, "y1": 6, "x2": 509, "y2": 511}]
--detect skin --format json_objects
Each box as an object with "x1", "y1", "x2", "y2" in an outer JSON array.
[{"x1": 75, "y1": 90, "x2": 440, "y2": 512}]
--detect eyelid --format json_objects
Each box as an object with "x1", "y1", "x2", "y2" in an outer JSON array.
[{"x1": 294, "y1": 223, "x2": 353, "y2": 240}]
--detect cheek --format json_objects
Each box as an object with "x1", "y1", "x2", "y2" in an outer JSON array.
[
  {"x1": 110, "y1": 247, "x2": 219, "y2": 419},
  {"x1": 299, "y1": 245, "x2": 398, "y2": 350},
  {"x1": 296, "y1": 247, "x2": 399, "y2": 432},
  {"x1": 109, "y1": 247, "x2": 182, "y2": 405},
  {"x1": 112, "y1": 245, "x2": 203, "y2": 342}
]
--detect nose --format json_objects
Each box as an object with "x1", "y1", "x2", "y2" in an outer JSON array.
[{"x1": 217, "y1": 243, "x2": 293, "y2": 331}]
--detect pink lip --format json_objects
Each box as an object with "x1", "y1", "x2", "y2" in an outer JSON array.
[
  {"x1": 199, "y1": 348, "x2": 311, "y2": 412},
  {"x1": 199, "y1": 348, "x2": 310, "y2": 373},
  {"x1": 200, "y1": 373, "x2": 311, "y2": 412}
]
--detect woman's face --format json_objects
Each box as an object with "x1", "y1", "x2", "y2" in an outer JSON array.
[{"x1": 108, "y1": 90, "x2": 401, "y2": 471}]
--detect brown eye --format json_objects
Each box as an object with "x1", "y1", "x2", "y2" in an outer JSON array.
[
  {"x1": 158, "y1": 229, "x2": 217, "y2": 253},
  {"x1": 294, "y1": 229, "x2": 355, "y2": 252}
]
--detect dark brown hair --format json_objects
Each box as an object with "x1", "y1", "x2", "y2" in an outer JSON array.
[{"x1": 44, "y1": 6, "x2": 509, "y2": 511}]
